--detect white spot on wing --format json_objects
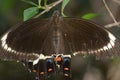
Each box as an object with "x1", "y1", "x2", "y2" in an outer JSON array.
[
  {"x1": 39, "y1": 54, "x2": 45, "y2": 59},
  {"x1": 33, "y1": 58, "x2": 39, "y2": 65}
]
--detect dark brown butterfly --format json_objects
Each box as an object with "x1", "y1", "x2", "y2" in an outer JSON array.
[{"x1": 0, "y1": 11, "x2": 120, "y2": 80}]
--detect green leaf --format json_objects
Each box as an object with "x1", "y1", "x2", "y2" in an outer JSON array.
[
  {"x1": 61, "y1": 0, "x2": 70, "y2": 17},
  {"x1": 21, "y1": 0, "x2": 38, "y2": 6},
  {"x1": 23, "y1": 7, "x2": 39, "y2": 21},
  {"x1": 82, "y1": 13, "x2": 99, "y2": 20}
]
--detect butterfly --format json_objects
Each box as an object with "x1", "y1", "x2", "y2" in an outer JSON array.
[{"x1": 0, "y1": 11, "x2": 120, "y2": 80}]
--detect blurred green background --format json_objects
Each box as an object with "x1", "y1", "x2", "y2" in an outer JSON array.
[{"x1": 0, "y1": 0, "x2": 120, "y2": 80}]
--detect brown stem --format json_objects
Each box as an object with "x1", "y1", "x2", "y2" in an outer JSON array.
[{"x1": 34, "y1": 0, "x2": 63, "y2": 18}]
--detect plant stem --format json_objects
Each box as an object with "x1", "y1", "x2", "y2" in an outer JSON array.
[
  {"x1": 34, "y1": 0, "x2": 63, "y2": 18},
  {"x1": 105, "y1": 21, "x2": 120, "y2": 28},
  {"x1": 102, "y1": 0, "x2": 120, "y2": 27},
  {"x1": 38, "y1": 0, "x2": 42, "y2": 7},
  {"x1": 44, "y1": 0, "x2": 47, "y2": 6}
]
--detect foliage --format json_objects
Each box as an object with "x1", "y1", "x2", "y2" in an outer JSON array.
[
  {"x1": 22, "y1": 0, "x2": 71, "y2": 21},
  {"x1": 61, "y1": 0, "x2": 70, "y2": 17},
  {"x1": 23, "y1": 7, "x2": 39, "y2": 21},
  {"x1": 22, "y1": 0, "x2": 98, "y2": 21},
  {"x1": 82, "y1": 13, "x2": 99, "y2": 20}
]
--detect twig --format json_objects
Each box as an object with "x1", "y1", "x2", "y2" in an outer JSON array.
[
  {"x1": 102, "y1": 0, "x2": 120, "y2": 27},
  {"x1": 34, "y1": 0, "x2": 63, "y2": 18},
  {"x1": 105, "y1": 21, "x2": 120, "y2": 28}
]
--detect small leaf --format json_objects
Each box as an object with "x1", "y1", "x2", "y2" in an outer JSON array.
[
  {"x1": 21, "y1": 0, "x2": 38, "y2": 6},
  {"x1": 23, "y1": 7, "x2": 39, "y2": 21},
  {"x1": 61, "y1": 0, "x2": 70, "y2": 17},
  {"x1": 82, "y1": 13, "x2": 99, "y2": 20}
]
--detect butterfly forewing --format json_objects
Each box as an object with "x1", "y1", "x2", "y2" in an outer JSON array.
[
  {"x1": 0, "y1": 14, "x2": 120, "y2": 62},
  {"x1": 61, "y1": 18, "x2": 120, "y2": 57},
  {"x1": 0, "y1": 18, "x2": 57, "y2": 61}
]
